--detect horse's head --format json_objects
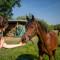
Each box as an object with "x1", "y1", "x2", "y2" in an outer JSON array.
[
  {"x1": 21, "y1": 15, "x2": 48, "y2": 44},
  {"x1": 21, "y1": 15, "x2": 37, "y2": 43}
]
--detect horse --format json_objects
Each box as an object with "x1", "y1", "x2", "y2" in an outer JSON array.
[{"x1": 21, "y1": 15, "x2": 58, "y2": 60}]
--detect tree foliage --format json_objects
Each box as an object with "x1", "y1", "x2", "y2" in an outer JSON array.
[
  {"x1": 0, "y1": 0, "x2": 21, "y2": 30},
  {"x1": 54, "y1": 24, "x2": 60, "y2": 30},
  {"x1": 16, "y1": 16, "x2": 26, "y2": 20},
  {"x1": 0, "y1": 0, "x2": 21, "y2": 18}
]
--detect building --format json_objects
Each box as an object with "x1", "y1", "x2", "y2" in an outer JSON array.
[{"x1": 4, "y1": 19, "x2": 27, "y2": 37}]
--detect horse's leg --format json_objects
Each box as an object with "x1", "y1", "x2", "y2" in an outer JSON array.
[
  {"x1": 49, "y1": 50, "x2": 56, "y2": 60},
  {"x1": 49, "y1": 55, "x2": 55, "y2": 60},
  {"x1": 52, "y1": 50, "x2": 56, "y2": 60},
  {"x1": 38, "y1": 48, "x2": 44, "y2": 60},
  {"x1": 38, "y1": 52, "x2": 44, "y2": 60},
  {"x1": 37, "y1": 40, "x2": 44, "y2": 60},
  {"x1": 39, "y1": 55, "x2": 43, "y2": 60},
  {"x1": 49, "y1": 55, "x2": 53, "y2": 60}
]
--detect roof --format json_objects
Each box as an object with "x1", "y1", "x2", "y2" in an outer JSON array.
[
  {"x1": 8, "y1": 19, "x2": 27, "y2": 25},
  {"x1": 8, "y1": 19, "x2": 27, "y2": 22}
]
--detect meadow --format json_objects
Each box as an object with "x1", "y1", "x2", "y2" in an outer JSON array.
[{"x1": 0, "y1": 35, "x2": 60, "y2": 60}]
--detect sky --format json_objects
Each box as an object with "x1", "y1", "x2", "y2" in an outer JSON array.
[{"x1": 13, "y1": 0, "x2": 60, "y2": 25}]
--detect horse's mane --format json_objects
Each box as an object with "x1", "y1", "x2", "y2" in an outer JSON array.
[
  {"x1": 26, "y1": 15, "x2": 48, "y2": 33},
  {"x1": 26, "y1": 20, "x2": 48, "y2": 33},
  {"x1": 37, "y1": 20, "x2": 48, "y2": 33}
]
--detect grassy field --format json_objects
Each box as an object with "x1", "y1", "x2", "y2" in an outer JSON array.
[{"x1": 0, "y1": 35, "x2": 60, "y2": 60}]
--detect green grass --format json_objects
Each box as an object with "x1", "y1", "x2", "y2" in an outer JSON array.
[
  {"x1": 0, "y1": 42, "x2": 38, "y2": 60},
  {"x1": 0, "y1": 42, "x2": 60, "y2": 60},
  {"x1": 0, "y1": 35, "x2": 60, "y2": 60}
]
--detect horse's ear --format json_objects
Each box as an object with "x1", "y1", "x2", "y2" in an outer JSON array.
[
  {"x1": 31, "y1": 15, "x2": 35, "y2": 20},
  {"x1": 26, "y1": 16, "x2": 29, "y2": 21}
]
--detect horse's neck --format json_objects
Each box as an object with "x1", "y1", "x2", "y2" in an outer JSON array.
[{"x1": 37, "y1": 23, "x2": 47, "y2": 41}]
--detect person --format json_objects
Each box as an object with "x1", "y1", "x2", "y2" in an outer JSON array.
[{"x1": 0, "y1": 29, "x2": 26, "y2": 49}]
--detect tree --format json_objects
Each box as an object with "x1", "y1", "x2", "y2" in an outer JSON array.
[
  {"x1": 16, "y1": 16, "x2": 26, "y2": 20},
  {"x1": 48, "y1": 25, "x2": 54, "y2": 31},
  {"x1": 0, "y1": 0, "x2": 21, "y2": 31},
  {"x1": 54, "y1": 24, "x2": 60, "y2": 31},
  {"x1": 0, "y1": 0, "x2": 21, "y2": 18}
]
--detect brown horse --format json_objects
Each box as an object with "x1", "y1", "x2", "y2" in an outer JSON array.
[{"x1": 21, "y1": 15, "x2": 58, "y2": 60}]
